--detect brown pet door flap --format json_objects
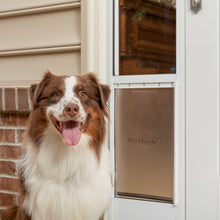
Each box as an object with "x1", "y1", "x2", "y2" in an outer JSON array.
[{"x1": 115, "y1": 88, "x2": 174, "y2": 203}]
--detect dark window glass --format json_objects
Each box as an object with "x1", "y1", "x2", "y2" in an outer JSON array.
[{"x1": 119, "y1": 0, "x2": 176, "y2": 75}]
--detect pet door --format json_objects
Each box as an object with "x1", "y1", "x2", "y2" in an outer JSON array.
[
  {"x1": 113, "y1": 0, "x2": 178, "y2": 206},
  {"x1": 115, "y1": 88, "x2": 174, "y2": 203}
]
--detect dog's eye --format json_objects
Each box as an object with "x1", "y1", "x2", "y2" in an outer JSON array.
[
  {"x1": 79, "y1": 91, "x2": 87, "y2": 97},
  {"x1": 51, "y1": 91, "x2": 61, "y2": 97}
]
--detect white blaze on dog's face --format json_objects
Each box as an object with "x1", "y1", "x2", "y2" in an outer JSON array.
[
  {"x1": 29, "y1": 71, "x2": 110, "y2": 153},
  {"x1": 47, "y1": 76, "x2": 87, "y2": 145}
]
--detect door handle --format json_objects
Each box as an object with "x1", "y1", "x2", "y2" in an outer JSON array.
[{"x1": 191, "y1": 0, "x2": 202, "y2": 13}]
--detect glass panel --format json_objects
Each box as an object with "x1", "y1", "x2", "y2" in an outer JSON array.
[
  {"x1": 118, "y1": 0, "x2": 176, "y2": 75},
  {"x1": 115, "y1": 88, "x2": 174, "y2": 203}
]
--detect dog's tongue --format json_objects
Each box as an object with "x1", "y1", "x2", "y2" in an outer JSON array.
[{"x1": 62, "y1": 121, "x2": 81, "y2": 145}]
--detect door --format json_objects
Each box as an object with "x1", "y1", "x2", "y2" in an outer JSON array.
[
  {"x1": 109, "y1": 0, "x2": 185, "y2": 219},
  {"x1": 107, "y1": 0, "x2": 219, "y2": 220}
]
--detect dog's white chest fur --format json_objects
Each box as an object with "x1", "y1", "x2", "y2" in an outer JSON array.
[{"x1": 22, "y1": 133, "x2": 112, "y2": 220}]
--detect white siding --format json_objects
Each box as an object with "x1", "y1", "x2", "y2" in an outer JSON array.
[
  {"x1": 0, "y1": 1, "x2": 81, "y2": 85},
  {"x1": 0, "y1": 0, "x2": 79, "y2": 13},
  {"x1": 0, "y1": 9, "x2": 80, "y2": 51},
  {"x1": 0, "y1": 51, "x2": 80, "y2": 83}
]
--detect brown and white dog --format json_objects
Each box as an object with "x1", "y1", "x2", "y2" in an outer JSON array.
[{"x1": 2, "y1": 72, "x2": 112, "y2": 220}]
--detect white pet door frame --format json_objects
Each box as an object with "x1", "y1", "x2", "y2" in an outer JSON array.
[{"x1": 108, "y1": 0, "x2": 185, "y2": 219}]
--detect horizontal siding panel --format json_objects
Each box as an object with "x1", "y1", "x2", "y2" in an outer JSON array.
[
  {"x1": 0, "y1": 0, "x2": 80, "y2": 13},
  {"x1": 0, "y1": 8, "x2": 80, "y2": 51},
  {"x1": 0, "y1": 51, "x2": 81, "y2": 83}
]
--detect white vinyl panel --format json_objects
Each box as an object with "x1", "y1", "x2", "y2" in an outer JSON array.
[
  {"x1": 0, "y1": 52, "x2": 80, "y2": 84},
  {"x1": 0, "y1": 8, "x2": 80, "y2": 51},
  {"x1": 186, "y1": 0, "x2": 219, "y2": 219},
  {"x1": 111, "y1": 199, "x2": 175, "y2": 220},
  {"x1": 0, "y1": 0, "x2": 80, "y2": 12}
]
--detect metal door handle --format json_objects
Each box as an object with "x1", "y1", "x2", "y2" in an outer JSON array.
[{"x1": 191, "y1": 0, "x2": 202, "y2": 13}]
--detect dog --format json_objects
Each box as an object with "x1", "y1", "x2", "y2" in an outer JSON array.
[{"x1": 2, "y1": 72, "x2": 112, "y2": 220}]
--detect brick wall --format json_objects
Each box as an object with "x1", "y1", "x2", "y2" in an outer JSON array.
[{"x1": 0, "y1": 88, "x2": 31, "y2": 214}]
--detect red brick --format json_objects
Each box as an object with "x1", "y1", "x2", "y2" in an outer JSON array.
[
  {"x1": 0, "y1": 113, "x2": 29, "y2": 127},
  {"x1": 0, "y1": 193, "x2": 16, "y2": 206},
  {"x1": 17, "y1": 130, "x2": 25, "y2": 142},
  {"x1": 0, "y1": 145, "x2": 22, "y2": 159},
  {"x1": 17, "y1": 130, "x2": 25, "y2": 143},
  {"x1": 0, "y1": 177, "x2": 20, "y2": 193},
  {"x1": 0, "y1": 161, "x2": 17, "y2": 176},
  {"x1": 18, "y1": 88, "x2": 29, "y2": 111},
  {"x1": 0, "y1": 129, "x2": 15, "y2": 143},
  {"x1": 0, "y1": 88, "x2": 2, "y2": 111},
  {"x1": 18, "y1": 114, "x2": 29, "y2": 126},
  {"x1": 0, "y1": 113, "x2": 15, "y2": 126},
  {"x1": 5, "y1": 89, "x2": 16, "y2": 111}
]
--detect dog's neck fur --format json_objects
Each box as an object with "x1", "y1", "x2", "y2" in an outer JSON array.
[
  {"x1": 22, "y1": 128, "x2": 111, "y2": 220},
  {"x1": 23, "y1": 129, "x2": 94, "y2": 182}
]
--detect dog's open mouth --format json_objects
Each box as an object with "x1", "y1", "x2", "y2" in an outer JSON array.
[{"x1": 51, "y1": 116, "x2": 86, "y2": 146}]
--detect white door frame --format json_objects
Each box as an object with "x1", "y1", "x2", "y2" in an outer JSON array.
[
  {"x1": 185, "y1": 0, "x2": 219, "y2": 219},
  {"x1": 108, "y1": 0, "x2": 185, "y2": 219}
]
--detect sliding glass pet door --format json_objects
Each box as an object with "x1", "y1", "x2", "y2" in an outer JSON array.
[{"x1": 109, "y1": 0, "x2": 185, "y2": 219}]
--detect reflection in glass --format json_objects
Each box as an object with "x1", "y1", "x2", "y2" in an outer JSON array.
[
  {"x1": 119, "y1": 0, "x2": 176, "y2": 75},
  {"x1": 115, "y1": 88, "x2": 174, "y2": 203}
]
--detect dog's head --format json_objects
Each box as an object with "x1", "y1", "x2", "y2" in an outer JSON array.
[{"x1": 28, "y1": 71, "x2": 110, "y2": 150}]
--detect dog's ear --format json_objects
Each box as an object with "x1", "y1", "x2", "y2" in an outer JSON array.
[
  {"x1": 85, "y1": 73, "x2": 111, "y2": 118},
  {"x1": 99, "y1": 83, "x2": 111, "y2": 118},
  {"x1": 30, "y1": 71, "x2": 54, "y2": 108},
  {"x1": 100, "y1": 84, "x2": 111, "y2": 107}
]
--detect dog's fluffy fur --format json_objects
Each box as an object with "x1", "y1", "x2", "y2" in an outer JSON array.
[{"x1": 2, "y1": 72, "x2": 112, "y2": 220}]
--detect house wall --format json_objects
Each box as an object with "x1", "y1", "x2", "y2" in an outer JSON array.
[
  {"x1": 0, "y1": 0, "x2": 82, "y2": 86},
  {"x1": 0, "y1": 0, "x2": 82, "y2": 214}
]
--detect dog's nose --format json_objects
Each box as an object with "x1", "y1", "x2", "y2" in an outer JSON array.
[{"x1": 64, "y1": 103, "x2": 79, "y2": 117}]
